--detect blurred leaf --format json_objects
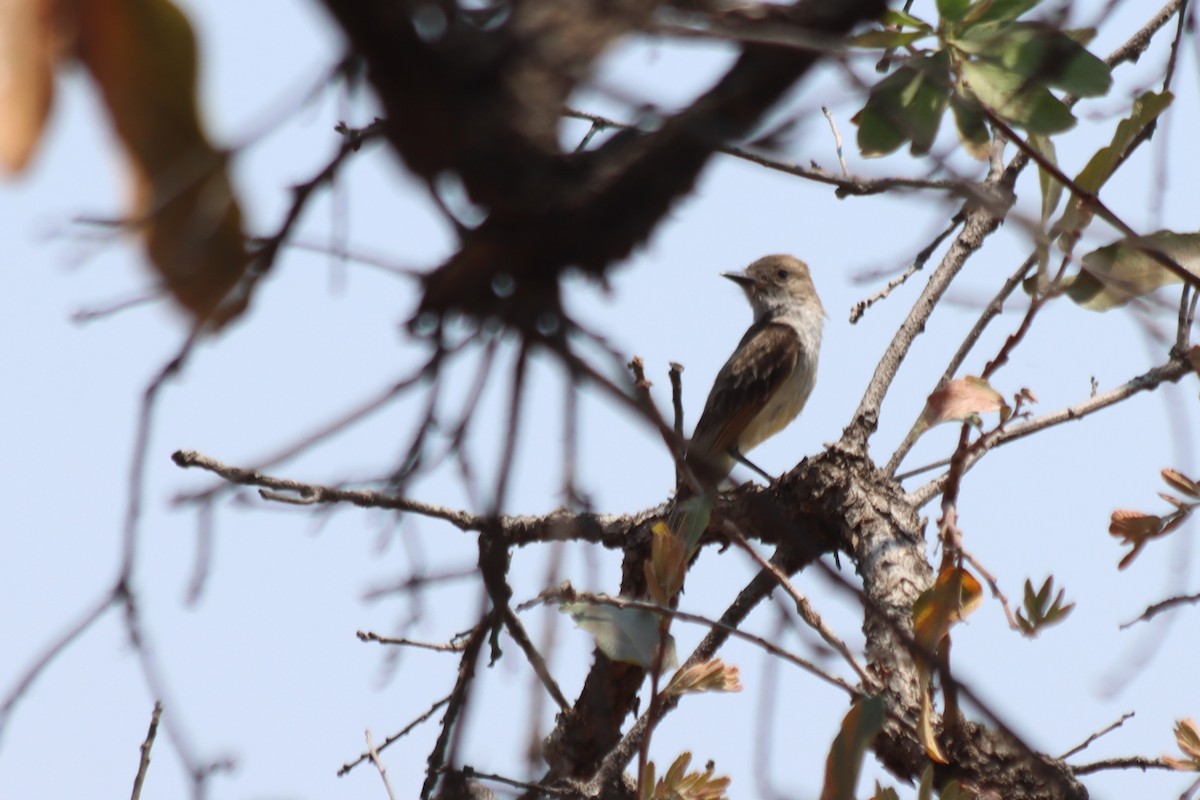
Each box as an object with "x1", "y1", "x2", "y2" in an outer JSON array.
[
  {"x1": 647, "y1": 521, "x2": 687, "y2": 605},
  {"x1": 1056, "y1": 91, "x2": 1173, "y2": 239},
  {"x1": 952, "y1": 22, "x2": 1111, "y2": 97},
  {"x1": 1162, "y1": 468, "x2": 1200, "y2": 499},
  {"x1": 1109, "y1": 510, "x2": 1165, "y2": 569},
  {"x1": 853, "y1": 52, "x2": 951, "y2": 157},
  {"x1": 968, "y1": 0, "x2": 1043, "y2": 24},
  {"x1": 882, "y1": 9, "x2": 933, "y2": 30},
  {"x1": 937, "y1": 0, "x2": 971, "y2": 23},
  {"x1": 820, "y1": 696, "x2": 886, "y2": 800},
  {"x1": 871, "y1": 784, "x2": 901, "y2": 800},
  {"x1": 673, "y1": 494, "x2": 712, "y2": 557},
  {"x1": 1189, "y1": 345, "x2": 1200, "y2": 378},
  {"x1": 847, "y1": 29, "x2": 930, "y2": 48},
  {"x1": 1027, "y1": 133, "x2": 1061, "y2": 223},
  {"x1": 907, "y1": 376, "x2": 1008, "y2": 443},
  {"x1": 643, "y1": 752, "x2": 731, "y2": 800},
  {"x1": 561, "y1": 600, "x2": 670, "y2": 668},
  {"x1": 666, "y1": 659, "x2": 743, "y2": 696},
  {"x1": 1065, "y1": 230, "x2": 1200, "y2": 311},
  {"x1": 960, "y1": 58, "x2": 1074, "y2": 133},
  {"x1": 0, "y1": 0, "x2": 66, "y2": 173},
  {"x1": 912, "y1": 567, "x2": 981, "y2": 764},
  {"x1": 1163, "y1": 718, "x2": 1200, "y2": 771},
  {"x1": 949, "y1": 92, "x2": 990, "y2": 158},
  {"x1": 914, "y1": 566, "x2": 983, "y2": 655},
  {"x1": 78, "y1": 0, "x2": 249, "y2": 327},
  {"x1": 1015, "y1": 576, "x2": 1074, "y2": 636},
  {"x1": 917, "y1": 766, "x2": 935, "y2": 800}
]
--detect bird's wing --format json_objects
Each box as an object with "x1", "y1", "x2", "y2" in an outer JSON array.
[{"x1": 689, "y1": 321, "x2": 802, "y2": 470}]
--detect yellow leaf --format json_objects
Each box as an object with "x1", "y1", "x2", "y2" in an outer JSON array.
[
  {"x1": 911, "y1": 567, "x2": 981, "y2": 765},
  {"x1": 913, "y1": 566, "x2": 983, "y2": 654},
  {"x1": 78, "y1": 0, "x2": 248, "y2": 327}
]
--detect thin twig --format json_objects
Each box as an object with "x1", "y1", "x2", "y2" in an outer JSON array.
[
  {"x1": 129, "y1": 701, "x2": 163, "y2": 800},
  {"x1": 725, "y1": 527, "x2": 874, "y2": 687},
  {"x1": 821, "y1": 106, "x2": 849, "y2": 176},
  {"x1": 1059, "y1": 712, "x2": 1135, "y2": 760},
  {"x1": 908, "y1": 355, "x2": 1192, "y2": 508},
  {"x1": 850, "y1": 215, "x2": 963, "y2": 324},
  {"x1": 1120, "y1": 590, "x2": 1200, "y2": 628},
  {"x1": 503, "y1": 608, "x2": 570, "y2": 711},
  {"x1": 356, "y1": 631, "x2": 470, "y2": 652},
  {"x1": 366, "y1": 729, "x2": 398, "y2": 800},
  {"x1": 339, "y1": 694, "x2": 452, "y2": 776}
]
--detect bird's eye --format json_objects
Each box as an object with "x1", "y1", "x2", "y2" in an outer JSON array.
[{"x1": 776, "y1": 269, "x2": 788, "y2": 280}]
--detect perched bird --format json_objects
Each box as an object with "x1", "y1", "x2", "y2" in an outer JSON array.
[{"x1": 683, "y1": 253, "x2": 824, "y2": 490}]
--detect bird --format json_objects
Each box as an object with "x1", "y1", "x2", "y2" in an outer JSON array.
[{"x1": 682, "y1": 253, "x2": 824, "y2": 492}]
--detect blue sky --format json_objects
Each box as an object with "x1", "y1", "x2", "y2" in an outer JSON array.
[{"x1": 2, "y1": 2, "x2": 1197, "y2": 798}]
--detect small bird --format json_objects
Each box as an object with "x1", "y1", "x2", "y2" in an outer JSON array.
[{"x1": 683, "y1": 253, "x2": 824, "y2": 490}]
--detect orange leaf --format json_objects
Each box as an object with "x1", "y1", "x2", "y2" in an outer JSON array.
[
  {"x1": 913, "y1": 566, "x2": 983, "y2": 654},
  {"x1": 77, "y1": 0, "x2": 248, "y2": 327},
  {"x1": 0, "y1": 0, "x2": 68, "y2": 173}
]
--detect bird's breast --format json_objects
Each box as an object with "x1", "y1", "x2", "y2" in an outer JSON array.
[{"x1": 738, "y1": 355, "x2": 816, "y2": 452}]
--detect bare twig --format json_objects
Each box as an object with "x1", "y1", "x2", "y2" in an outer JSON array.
[
  {"x1": 356, "y1": 631, "x2": 470, "y2": 653},
  {"x1": 366, "y1": 729, "x2": 398, "y2": 800},
  {"x1": 821, "y1": 106, "x2": 849, "y2": 176},
  {"x1": 420, "y1": 615, "x2": 491, "y2": 799},
  {"x1": 1070, "y1": 755, "x2": 1176, "y2": 775},
  {"x1": 339, "y1": 694, "x2": 452, "y2": 776},
  {"x1": 129, "y1": 701, "x2": 163, "y2": 800},
  {"x1": 724, "y1": 527, "x2": 873, "y2": 687},
  {"x1": 908, "y1": 355, "x2": 1192, "y2": 508},
  {"x1": 850, "y1": 215, "x2": 964, "y2": 324},
  {"x1": 1120, "y1": 590, "x2": 1200, "y2": 628},
  {"x1": 1059, "y1": 712, "x2": 1135, "y2": 760},
  {"x1": 503, "y1": 608, "x2": 570, "y2": 711}
]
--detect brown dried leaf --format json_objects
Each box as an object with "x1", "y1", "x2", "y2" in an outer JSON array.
[
  {"x1": 1188, "y1": 345, "x2": 1200, "y2": 377},
  {"x1": 1108, "y1": 509, "x2": 1163, "y2": 569},
  {"x1": 666, "y1": 659, "x2": 743, "y2": 696},
  {"x1": 77, "y1": 0, "x2": 248, "y2": 327},
  {"x1": 909, "y1": 376, "x2": 1008, "y2": 441},
  {"x1": 1162, "y1": 468, "x2": 1200, "y2": 499},
  {"x1": 1163, "y1": 718, "x2": 1200, "y2": 771}
]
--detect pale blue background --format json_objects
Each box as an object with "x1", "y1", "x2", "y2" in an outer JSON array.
[{"x1": 1, "y1": 2, "x2": 1196, "y2": 798}]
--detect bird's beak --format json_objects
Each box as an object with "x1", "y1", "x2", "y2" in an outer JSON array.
[{"x1": 721, "y1": 270, "x2": 754, "y2": 287}]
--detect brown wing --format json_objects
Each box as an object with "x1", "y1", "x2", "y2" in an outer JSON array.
[{"x1": 688, "y1": 321, "x2": 801, "y2": 480}]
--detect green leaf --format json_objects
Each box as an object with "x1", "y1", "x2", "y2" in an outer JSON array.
[
  {"x1": 938, "y1": 0, "x2": 972, "y2": 23},
  {"x1": 960, "y1": 58, "x2": 1075, "y2": 133},
  {"x1": 561, "y1": 601, "x2": 668, "y2": 668},
  {"x1": 954, "y1": 22, "x2": 1110, "y2": 97},
  {"x1": 1027, "y1": 132, "x2": 1061, "y2": 222},
  {"x1": 882, "y1": 9, "x2": 933, "y2": 30},
  {"x1": 1065, "y1": 230, "x2": 1200, "y2": 311},
  {"x1": 853, "y1": 53, "x2": 951, "y2": 157},
  {"x1": 1016, "y1": 576, "x2": 1075, "y2": 636},
  {"x1": 949, "y1": 92, "x2": 990, "y2": 158},
  {"x1": 1056, "y1": 91, "x2": 1173, "y2": 238},
  {"x1": 968, "y1": 0, "x2": 1043, "y2": 24},
  {"x1": 820, "y1": 696, "x2": 886, "y2": 800}
]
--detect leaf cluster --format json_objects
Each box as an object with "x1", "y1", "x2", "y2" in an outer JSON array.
[{"x1": 852, "y1": 0, "x2": 1111, "y2": 158}]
